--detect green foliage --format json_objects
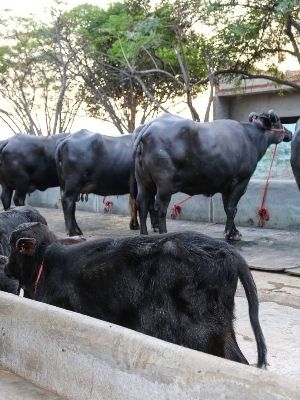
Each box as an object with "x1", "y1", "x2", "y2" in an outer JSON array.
[
  {"x1": 0, "y1": 0, "x2": 298, "y2": 134},
  {"x1": 199, "y1": 0, "x2": 300, "y2": 77},
  {"x1": 62, "y1": 0, "x2": 208, "y2": 129},
  {"x1": 0, "y1": 10, "x2": 82, "y2": 134}
]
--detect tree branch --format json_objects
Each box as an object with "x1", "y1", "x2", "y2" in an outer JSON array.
[
  {"x1": 195, "y1": 69, "x2": 300, "y2": 90},
  {"x1": 285, "y1": 16, "x2": 300, "y2": 65}
]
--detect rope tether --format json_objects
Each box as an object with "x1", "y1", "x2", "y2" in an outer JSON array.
[
  {"x1": 257, "y1": 144, "x2": 278, "y2": 227},
  {"x1": 103, "y1": 197, "x2": 113, "y2": 213},
  {"x1": 171, "y1": 195, "x2": 192, "y2": 219}
]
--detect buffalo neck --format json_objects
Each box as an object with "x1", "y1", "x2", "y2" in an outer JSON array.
[
  {"x1": 19, "y1": 257, "x2": 44, "y2": 299},
  {"x1": 246, "y1": 124, "x2": 274, "y2": 161},
  {"x1": 24, "y1": 241, "x2": 53, "y2": 298}
]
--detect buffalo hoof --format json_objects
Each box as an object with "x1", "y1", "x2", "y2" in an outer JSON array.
[
  {"x1": 68, "y1": 227, "x2": 83, "y2": 236},
  {"x1": 129, "y1": 222, "x2": 140, "y2": 231},
  {"x1": 75, "y1": 228, "x2": 83, "y2": 236},
  {"x1": 69, "y1": 232, "x2": 83, "y2": 237},
  {"x1": 225, "y1": 230, "x2": 242, "y2": 241}
]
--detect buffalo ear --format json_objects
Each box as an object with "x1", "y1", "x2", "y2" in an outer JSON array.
[
  {"x1": 16, "y1": 238, "x2": 37, "y2": 255},
  {"x1": 248, "y1": 112, "x2": 258, "y2": 122}
]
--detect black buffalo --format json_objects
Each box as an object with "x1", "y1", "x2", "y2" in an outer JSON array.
[
  {"x1": 55, "y1": 129, "x2": 139, "y2": 236},
  {"x1": 0, "y1": 206, "x2": 47, "y2": 294},
  {"x1": 4, "y1": 223, "x2": 266, "y2": 367},
  {"x1": 134, "y1": 112, "x2": 292, "y2": 239},
  {"x1": 291, "y1": 118, "x2": 300, "y2": 191},
  {"x1": 0, "y1": 133, "x2": 68, "y2": 210}
]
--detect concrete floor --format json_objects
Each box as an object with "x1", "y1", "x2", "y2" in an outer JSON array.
[
  {"x1": 235, "y1": 270, "x2": 300, "y2": 379},
  {"x1": 40, "y1": 206, "x2": 300, "y2": 273},
  {"x1": 236, "y1": 297, "x2": 300, "y2": 379},
  {"x1": 1, "y1": 207, "x2": 300, "y2": 395}
]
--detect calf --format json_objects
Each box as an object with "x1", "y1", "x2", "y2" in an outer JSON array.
[
  {"x1": 4, "y1": 224, "x2": 267, "y2": 367},
  {"x1": 0, "y1": 206, "x2": 47, "y2": 294}
]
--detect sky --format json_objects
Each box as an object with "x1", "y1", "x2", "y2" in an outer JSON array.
[
  {"x1": 0, "y1": 0, "x2": 161, "y2": 18},
  {"x1": 1, "y1": 0, "x2": 114, "y2": 17}
]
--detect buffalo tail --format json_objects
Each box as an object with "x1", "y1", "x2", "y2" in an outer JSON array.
[{"x1": 238, "y1": 258, "x2": 267, "y2": 368}]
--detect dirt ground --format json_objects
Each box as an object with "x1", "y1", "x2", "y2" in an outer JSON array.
[{"x1": 23, "y1": 208, "x2": 300, "y2": 380}]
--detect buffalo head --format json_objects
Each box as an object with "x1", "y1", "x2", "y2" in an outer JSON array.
[
  {"x1": 4, "y1": 222, "x2": 55, "y2": 285},
  {"x1": 268, "y1": 110, "x2": 292, "y2": 142},
  {"x1": 250, "y1": 110, "x2": 292, "y2": 144}
]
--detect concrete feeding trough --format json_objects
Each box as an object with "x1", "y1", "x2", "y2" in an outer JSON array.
[{"x1": 0, "y1": 292, "x2": 299, "y2": 400}]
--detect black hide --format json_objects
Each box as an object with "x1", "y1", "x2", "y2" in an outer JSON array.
[
  {"x1": 133, "y1": 113, "x2": 292, "y2": 240},
  {"x1": 5, "y1": 223, "x2": 266, "y2": 367},
  {"x1": 0, "y1": 206, "x2": 47, "y2": 294},
  {"x1": 55, "y1": 130, "x2": 139, "y2": 236}
]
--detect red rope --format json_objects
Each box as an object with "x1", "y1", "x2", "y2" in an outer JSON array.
[
  {"x1": 170, "y1": 126, "x2": 283, "y2": 223},
  {"x1": 103, "y1": 197, "x2": 113, "y2": 213},
  {"x1": 171, "y1": 195, "x2": 192, "y2": 219},
  {"x1": 257, "y1": 144, "x2": 278, "y2": 227},
  {"x1": 34, "y1": 261, "x2": 44, "y2": 296}
]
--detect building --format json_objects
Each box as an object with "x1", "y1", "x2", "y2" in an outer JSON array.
[{"x1": 214, "y1": 70, "x2": 300, "y2": 179}]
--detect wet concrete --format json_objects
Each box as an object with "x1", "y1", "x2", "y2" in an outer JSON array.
[
  {"x1": 235, "y1": 298, "x2": 300, "y2": 379},
  {"x1": 235, "y1": 270, "x2": 300, "y2": 380},
  {"x1": 237, "y1": 270, "x2": 300, "y2": 309},
  {"x1": 39, "y1": 206, "x2": 300, "y2": 273}
]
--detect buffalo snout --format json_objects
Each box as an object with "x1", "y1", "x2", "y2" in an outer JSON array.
[
  {"x1": 0, "y1": 255, "x2": 8, "y2": 265},
  {"x1": 2, "y1": 258, "x2": 11, "y2": 277},
  {"x1": 283, "y1": 127, "x2": 293, "y2": 142}
]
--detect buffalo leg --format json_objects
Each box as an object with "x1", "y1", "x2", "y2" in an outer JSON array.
[
  {"x1": 222, "y1": 193, "x2": 238, "y2": 235},
  {"x1": 224, "y1": 330, "x2": 249, "y2": 365},
  {"x1": 155, "y1": 192, "x2": 171, "y2": 234},
  {"x1": 222, "y1": 179, "x2": 249, "y2": 241},
  {"x1": 61, "y1": 191, "x2": 82, "y2": 236},
  {"x1": 138, "y1": 192, "x2": 158, "y2": 232},
  {"x1": 72, "y1": 208, "x2": 82, "y2": 235},
  {"x1": 129, "y1": 195, "x2": 139, "y2": 230},
  {"x1": 13, "y1": 191, "x2": 26, "y2": 207},
  {"x1": 149, "y1": 199, "x2": 159, "y2": 232},
  {"x1": 129, "y1": 174, "x2": 139, "y2": 230},
  {"x1": 0, "y1": 185, "x2": 13, "y2": 210},
  {"x1": 136, "y1": 189, "x2": 151, "y2": 235}
]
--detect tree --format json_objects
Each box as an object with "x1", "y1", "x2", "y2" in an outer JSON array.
[
  {"x1": 0, "y1": 10, "x2": 82, "y2": 135},
  {"x1": 196, "y1": 0, "x2": 300, "y2": 90},
  {"x1": 64, "y1": 0, "x2": 208, "y2": 132}
]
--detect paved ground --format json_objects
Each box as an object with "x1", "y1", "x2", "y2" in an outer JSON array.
[
  {"x1": 1, "y1": 206, "x2": 300, "y2": 396},
  {"x1": 40, "y1": 206, "x2": 300, "y2": 274}
]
